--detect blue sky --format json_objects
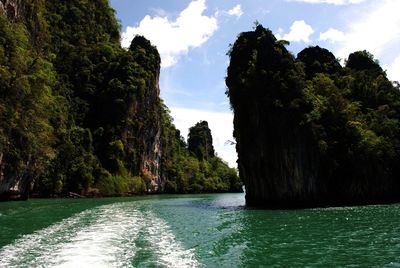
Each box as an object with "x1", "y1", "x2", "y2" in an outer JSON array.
[{"x1": 109, "y1": 0, "x2": 400, "y2": 167}]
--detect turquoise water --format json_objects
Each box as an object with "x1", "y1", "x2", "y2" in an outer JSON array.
[{"x1": 1, "y1": 193, "x2": 400, "y2": 267}]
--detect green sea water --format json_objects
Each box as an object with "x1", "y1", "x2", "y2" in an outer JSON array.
[{"x1": 1, "y1": 193, "x2": 400, "y2": 267}]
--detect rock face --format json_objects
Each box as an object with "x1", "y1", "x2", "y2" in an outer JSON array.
[
  {"x1": 0, "y1": 0, "x2": 20, "y2": 20},
  {"x1": 0, "y1": 0, "x2": 48, "y2": 200},
  {"x1": 125, "y1": 36, "x2": 164, "y2": 192},
  {"x1": 226, "y1": 25, "x2": 400, "y2": 208},
  {"x1": 226, "y1": 25, "x2": 319, "y2": 207}
]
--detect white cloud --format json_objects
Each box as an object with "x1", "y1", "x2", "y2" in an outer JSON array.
[
  {"x1": 227, "y1": 4, "x2": 243, "y2": 18},
  {"x1": 276, "y1": 20, "x2": 314, "y2": 43},
  {"x1": 289, "y1": 0, "x2": 366, "y2": 5},
  {"x1": 385, "y1": 55, "x2": 400, "y2": 83},
  {"x1": 316, "y1": 1, "x2": 400, "y2": 80},
  {"x1": 169, "y1": 107, "x2": 237, "y2": 168},
  {"x1": 149, "y1": 8, "x2": 168, "y2": 17},
  {"x1": 319, "y1": 28, "x2": 345, "y2": 43},
  {"x1": 332, "y1": 0, "x2": 400, "y2": 62},
  {"x1": 121, "y1": 0, "x2": 218, "y2": 68}
]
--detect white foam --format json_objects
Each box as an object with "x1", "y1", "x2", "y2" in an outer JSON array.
[
  {"x1": 0, "y1": 209, "x2": 96, "y2": 267},
  {"x1": 144, "y1": 211, "x2": 199, "y2": 267},
  {"x1": 0, "y1": 202, "x2": 200, "y2": 267},
  {"x1": 50, "y1": 204, "x2": 140, "y2": 268}
]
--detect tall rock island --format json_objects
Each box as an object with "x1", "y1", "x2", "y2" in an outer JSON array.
[
  {"x1": 226, "y1": 24, "x2": 400, "y2": 208},
  {"x1": 0, "y1": 0, "x2": 241, "y2": 199}
]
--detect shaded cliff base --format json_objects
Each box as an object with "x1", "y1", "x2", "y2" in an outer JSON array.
[{"x1": 245, "y1": 193, "x2": 400, "y2": 209}]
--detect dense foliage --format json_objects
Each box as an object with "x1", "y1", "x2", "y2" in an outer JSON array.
[
  {"x1": 0, "y1": 0, "x2": 241, "y2": 199},
  {"x1": 227, "y1": 24, "x2": 400, "y2": 207},
  {"x1": 163, "y1": 119, "x2": 241, "y2": 193}
]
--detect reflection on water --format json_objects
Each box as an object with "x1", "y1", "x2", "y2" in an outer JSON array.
[{"x1": 1, "y1": 193, "x2": 400, "y2": 267}]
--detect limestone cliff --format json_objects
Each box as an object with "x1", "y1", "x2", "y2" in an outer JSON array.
[
  {"x1": 124, "y1": 36, "x2": 164, "y2": 192},
  {"x1": 0, "y1": 0, "x2": 52, "y2": 199},
  {"x1": 0, "y1": 0, "x2": 167, "y2": 198},
  {"x1": 226, "y1": 25, "x2": 400, "y2": 208},
  {"x1": 0, "y1": 0, "x2": 19, "y2": 198},
  {"x1": 226, "y1": 25, "x2": 320, "y2": 207},
  {"x1": 0, "y1": 0, "x2": 240, "y2": 199}
]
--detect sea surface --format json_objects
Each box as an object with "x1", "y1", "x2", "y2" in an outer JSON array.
[{"x1": 0, "y1": 193, "x2": 400, "y2": 267}]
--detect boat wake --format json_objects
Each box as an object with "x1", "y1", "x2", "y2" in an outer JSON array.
[{"x1": 0, "y1": 202, "x2": 199, "y2": 267}]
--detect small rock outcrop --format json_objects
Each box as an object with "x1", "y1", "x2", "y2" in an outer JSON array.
[{"x1": 188, "y1": 121, "x2": 215, "y2": 161}]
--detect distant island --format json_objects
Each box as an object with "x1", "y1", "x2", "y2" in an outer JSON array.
[
  {"x1": 226, "y1": 24, "x2": 400, "y2": 208},
  {"x1": 0, "y1": 0, "x2": 241, "y2": 200}
]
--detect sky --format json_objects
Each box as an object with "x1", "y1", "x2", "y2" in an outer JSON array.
[{"x1": 109, "y1": 0, "x2": 400, "y2": 168}]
